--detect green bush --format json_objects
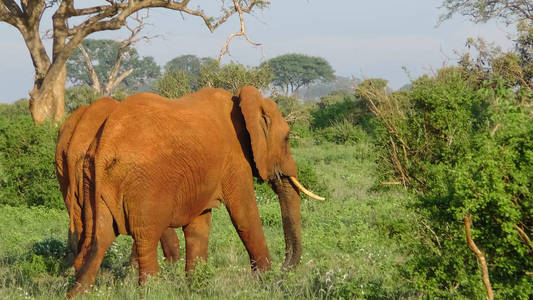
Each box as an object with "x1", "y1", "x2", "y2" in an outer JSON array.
[
  {"x1": 0, "y1": 115, "x2": 62, "y2": 208},
  {"x1": 315, "y1": 119, "x2": 368, "y2": 145},
  {"x1": 198, "y1": 62, "x2": 273, "y2": 94},
  {"x1": 363, "y1": 67, "x2": 533, "y2": 298},
  {"x1": 18, "y1": 238, "x2": 68, "y2": 278},
  {"x1": 152, "y1": 69, "x2": 192, "y2": 99},
  {"x1": 0, "y1": 98, "x2": 30, "y2": 118},
  {"x1": 310, "y1": 90, "x2": 359, "y2": 129},
  {"x1": 309, "y1": 89, "x2": 381, "y2": 143},
  {"x1": 64, "y1": 85, "x2": 102, "y2": 114}
]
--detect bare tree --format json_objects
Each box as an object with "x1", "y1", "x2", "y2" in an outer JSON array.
[
  {"x1": 0, "y1": 0, "x2": 269, "y2": 124},
  {"x1": 76, "y1": 11, "x2": 156, "y2": 96}
]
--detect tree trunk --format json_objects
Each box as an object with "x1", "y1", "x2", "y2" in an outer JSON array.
[{"x1": 29, "y1": 66, "x2": 66, "y2": 124}]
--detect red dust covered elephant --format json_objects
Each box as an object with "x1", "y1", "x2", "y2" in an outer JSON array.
[
  {"x1": 64, "y1": 86, "x2": 324, "y2": 298},
  {"x1": 55, "y1": 98, "x2": 180, "y2": 267}
]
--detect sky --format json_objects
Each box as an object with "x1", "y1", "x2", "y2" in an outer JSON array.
[{"x1": 0, "y1": 0, "x2": 515, "y2": 102}]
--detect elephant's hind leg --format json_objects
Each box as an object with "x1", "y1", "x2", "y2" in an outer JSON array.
[
  {"x1": 183, "y1": 209, "x2": 212, "y2": 273},
  {"x1": 160, "y1": 228, "x2": 181, "y2": 263},
  {"x1": 67, "y1": 207, "x2": 116, "y2": 299}
]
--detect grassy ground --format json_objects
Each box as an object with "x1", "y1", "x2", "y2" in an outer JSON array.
[{"x1": 0, "y1": 141, "x2": 423, "y2": 299}]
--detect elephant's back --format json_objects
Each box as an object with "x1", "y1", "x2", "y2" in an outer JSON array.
[
  {"x1": 56, "y1": 105, "x2": 89, "y2": 176},
  {"x1": 68, "y1": 97, "x2": 119, "y2": 157}
]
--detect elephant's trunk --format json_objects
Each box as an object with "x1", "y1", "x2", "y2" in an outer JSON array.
[{"x1": 272, "y1": 177, "x2": 302, "y2": 270}]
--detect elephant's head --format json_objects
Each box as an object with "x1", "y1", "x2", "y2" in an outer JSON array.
[{"x1": 238, "y1": 86, "x2": 323, "y2": 269}]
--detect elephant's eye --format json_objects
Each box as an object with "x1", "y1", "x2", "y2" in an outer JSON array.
[{"x1": 284, "y1": 134, "x2": 290, "y2": 143}]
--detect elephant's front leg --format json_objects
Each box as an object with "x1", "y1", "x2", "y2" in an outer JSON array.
[
  {"x1": 225, "y1": 179, "x2": 271, "y2": 271},
  {"x1": 183, "y1": 209, "x2": 212, "y2": 273}
]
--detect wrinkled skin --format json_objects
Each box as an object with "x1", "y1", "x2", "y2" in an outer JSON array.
[
  {"x1": 68, "y1": 86, "x2": 302, "y2": 298},
  {"x1": 55, "y1": 98, "x2": 181, "y2": 268}
]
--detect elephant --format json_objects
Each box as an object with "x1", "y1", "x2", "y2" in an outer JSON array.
[
  {"x1": 55, "y1": 98, "x2": 181, "y2": 268},
  {"x1": 67, "y1": 86, "x2": 323, "y2": 298}
]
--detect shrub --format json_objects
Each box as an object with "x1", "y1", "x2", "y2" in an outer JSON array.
[
  {"x1": 310, "y1": 89, "x2": 380, "y2": 140},
  {"x1": 310, "y1": 90, "x2": 359, "y2": 130},
  {"x1": 0, "y1": 98, "x2": 30, "y2": 118},
  {"x1": 18, "y1": 238, "x2": 68, "y2": 278},
  {"x1": 315, "y1": 119, "x2": 368, "y2": 145},
  {"x1": 361, "y1": 67, "x2": 533, "y2": 298},
  {"x1": 64, "y1": 85, "x2": 102, "y2": 114},
  {"x1": 152, "y1": 69, "x2": 192, "y2": 99},
  {"x1": 0, "y1": 115, "x2": 62, "y2": 208},
  {"x1": 198, "y1": 62, "x2": 273, "y2": 94}
]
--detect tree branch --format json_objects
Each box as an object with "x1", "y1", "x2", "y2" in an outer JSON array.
[
  {"x1": 0, "y1": 1, "x2": 22, "y2": 27},
  {"x1": 1, "y1": 0, "x2": 22, "y2": 17},
  {"x1": 464, "y1": 215, "x2": 494, "y2": 300},
  {"x1": 218, "y1": 0, "x2": 263, "y2": 61},
  {"x1": 77, "y1": 44, "x2": 101, "y2": 92},
  {"x1": 104, "y1": 68, "x2": 133, "y2": 96},
  {"x1": 513, "y1": 223, "x2": 533, "y2": 253}
]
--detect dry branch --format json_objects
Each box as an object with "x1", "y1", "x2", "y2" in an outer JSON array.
[
  {"x1": 464, "y1": 215, "x2": 494, "y2": 300},
  {"x1": 513, "y1": 223, "x2": 533, "y2": 253},
  {"x1": 218, "y1": 0, "x2": 263, "y2": 61}
]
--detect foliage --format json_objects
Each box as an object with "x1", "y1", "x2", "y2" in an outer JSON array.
[
  {"x1": 0, "y1": 115, "x2": 62, "y2": 208},
  {"x1": 310, "y1": 89, "x2": 378, "y2": 138},
  {"x1": 311, "y1": 90, "x2": 359, "y2": 130},
  {"x1": 0, "y1": 98, "x2": 30, "y2": 118},
  {"x1": 67, "y1": 39, "x2": 161, "y2": 93},
  {"x1": 315, "y1": 119, "x2": 369, "y2": 145},
  {"x1": 153, "y1": 61, "x2": 273, "y2": 97},
  {"x1": 265, "y1": 53, "x2": 335, "y2": 95},
  {"x1": 152, "y1": 70, "x2": 192, "y2": 99},
  {"x1": 458, "y1": 30, "x2": 533, "y2": 104},
  {"x1": 294, "y1": 75, "x2": 359, "y2": 101},
  {"x1": 272, "y1": 95, "x2": 300, "y2": 118},
  {"x1": 198, "y1": 62, "x2": 273, "y2": 94},
  {"x1": 439, "y1": 0, "x2": 533, "y2": 24},
  {"x1": 360, "y1": 67, "x2": 533, "y2": 298},
  {"x1": 164, "y1": 55, "x2": 217, "y2": 90},
  {"x1": 19, "y1": 238, "x2": 68, "y2": 278},
  {"x1": 63, "y1": 85, "x2": 102, "y2": 114}
]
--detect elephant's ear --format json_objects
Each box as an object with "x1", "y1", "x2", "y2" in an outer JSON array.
[{"x1": 238, "y1": 86, "x2": 270, "y2": 181}]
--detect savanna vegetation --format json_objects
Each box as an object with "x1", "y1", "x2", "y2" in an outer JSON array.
[{"x1": 0, "y1": 0, "x2": 532, "y2": 299}]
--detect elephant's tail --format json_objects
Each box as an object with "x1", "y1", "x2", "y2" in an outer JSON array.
[
  {"x1": 66, "y1": 152, "x2": 83, "y2": 233},
  {"x1": 92, "y1": 123, "x2": 128, "y2": 237}
]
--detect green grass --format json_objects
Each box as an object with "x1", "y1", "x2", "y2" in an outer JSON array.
[{"x1": 0, "y1": 141, "x2": 423, "y2": 299}]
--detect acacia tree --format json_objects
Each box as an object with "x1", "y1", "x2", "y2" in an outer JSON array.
[
  {"x1": 265, "y1": 53, "x2": 335, "y2": 96},
  {"x1": 0, "y1": 0, "x2": 269, "y2": 124},
  {"x1": 439, "y1": 0, "x2": 533, "y2": 24}
]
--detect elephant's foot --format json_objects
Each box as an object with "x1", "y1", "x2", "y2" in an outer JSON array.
[{"x1": 66, "y1": 282, "x2": 92, "y2": 299}]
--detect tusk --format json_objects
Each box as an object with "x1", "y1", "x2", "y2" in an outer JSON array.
[{"x1": 289, "y1": 176, "x2": 325, "y2": 201}]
